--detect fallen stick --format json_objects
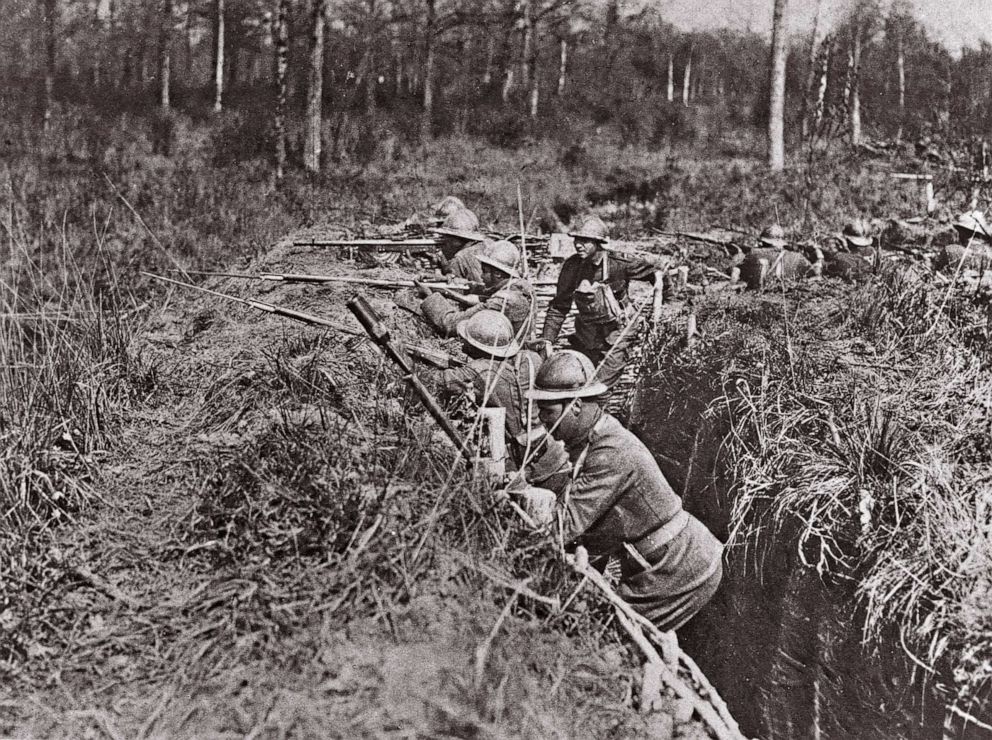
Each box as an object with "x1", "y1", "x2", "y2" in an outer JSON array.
[
  {"x1": 70, "y1": 564, "x2": 144, "y2": 610},
  {"x1": 568, "y1": 552, "x2": 746, "y2": 739}
]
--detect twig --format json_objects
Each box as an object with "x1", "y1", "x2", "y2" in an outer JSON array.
[
  {"x1": 474, "y1": 580, "x2": 527, "y2": 687},
  {"x1": 448, "y1": 550, "x2": 560, "y2": 609},
  {"x1": 69, "y1": 563, "x2": 144, "y2": 610}
]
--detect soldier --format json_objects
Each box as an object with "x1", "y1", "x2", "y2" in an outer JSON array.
[
  {"x1": 758, "y1": 223, "x2": 789, "y2": 250},
  {"x1": 431, "y1": 210, "x2": 487, "y2": 283},
  {"x1": 936, "y1": 211, "x2": 992, "y2": 271},
  {"x1": 541, "y1": 215, "x2": 662, "y2": 398},
  {"x1": 841, "y1": 219, "x2": 875, "y2": 258},
  {"x1": 525, "y1": 351, "x2": 723, "y2": 632},
  {"x1": 420, "y1": 240, "x2": 535, "y2": 339},
  {"x1": 440, "y1": 310, "x2": 570, "y2": 494},
  {"x1": 432, "y1": 196, "x2": 477, "y2": 228}
]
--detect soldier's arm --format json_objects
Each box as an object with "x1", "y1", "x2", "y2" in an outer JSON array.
[
  {"x1": 420, "y1": 292, "x2": 486, "y2": 337},
  {"x1": 541, "y1": 261, "x2": 577, "y2": 342},
  {"x1": 618, "y1": 252, "x2": 663, "y2": 283},
  {"x1": 560, "y1": 441, "x2": 625, "y2": 545}
]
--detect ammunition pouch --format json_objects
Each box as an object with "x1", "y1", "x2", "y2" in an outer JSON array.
[{"x1": 574, "y1": 281, "x2": 625, "y2": 325}]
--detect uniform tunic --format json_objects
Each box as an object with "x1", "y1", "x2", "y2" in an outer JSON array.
[
  {"x1": 541, "y1": 250, "x2": 657, "y2": 394},
  {"x1": 420, "y1": 277, "x2": 536, "y2": 340},
  {"x1": 441, "y1": 350, "x2": 570, "y2": 491},
  {"x1": 444, "y1": 241, "x2": 487, "y2": 284},
  {"x1": 562, "y1": 412, "x2": 723, "y2": 631}
]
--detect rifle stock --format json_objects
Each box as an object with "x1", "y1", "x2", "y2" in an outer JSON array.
[{"x1": 348, "y1": 294, "x2": 473, "y2": 462}]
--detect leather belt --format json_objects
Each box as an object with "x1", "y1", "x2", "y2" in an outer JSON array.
[{"x1": 630, "y1": 511, "x2": 690, "y2": 560}]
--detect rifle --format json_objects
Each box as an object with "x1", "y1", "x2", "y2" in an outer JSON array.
[
  {"x1": 142, "y1": 271, "x2": 363, "y2": 336},
  {"x1": 178, "y1": 270, "x2": 476, "y2": 292},
  {"x1": 293, "y1": 237, "x2": 438, "y2": 253},
  {"x1": 654, "y1": 230, "x2": 744, "y2": 255},
  {"x1": 348, "y1": 295, "x2": 474, "y2": 462},
  {"x1": 403, "y1": 343, "x2": 464, "y2": 369}
]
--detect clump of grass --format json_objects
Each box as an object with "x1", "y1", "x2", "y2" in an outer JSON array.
[{"x1": 646, "y1": 272, "x2": 992, "y2": 727}]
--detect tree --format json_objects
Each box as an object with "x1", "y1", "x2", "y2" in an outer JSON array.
[
  {"x1": 303, "y1": 0, "x2": 327, "y2": 172},
  {"x1": 273, "y1": 0, "x2": 289, "y2": 180},
  {"x1": 40, "y1": 0, "x2": 57, "y2": 131},
  {"x1": 421, "y1": 0, "x2": 436, "y2": 142},
  {"x1": 768, "y1": 0, "x2": 789, "y2": 170},
  {"x1": 212, "y1": 0, "x2": 225, "y2": 112},
  {"x1": 159, "y1": 0, "x2": 172, "y2": 109}
]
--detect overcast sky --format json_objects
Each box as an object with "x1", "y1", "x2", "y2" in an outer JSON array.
[{"x1": 654, "y1": 0, "x2": 992, "y2": 52}]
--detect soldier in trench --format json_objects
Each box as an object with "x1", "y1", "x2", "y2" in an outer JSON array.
[
  {"x1": 418, "y1": 240, "x2": 536, "y2": 340},
  {"x1": 437, "y1": 309, "x2": 570, "y2": 495},
  {"x1": 523, "y1": 350, "x2": 724, "y2": 632},
  {"x1": 540, "y1": 215, "x2": 663, "y2": 401}
]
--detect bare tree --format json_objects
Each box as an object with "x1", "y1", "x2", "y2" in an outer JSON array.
[
  {"x1": 666, "y1": 52, "x2": 673, "y2": 102},
  {"x1": 159, "y1": 0, "x2": 172, "y2": 109},
  {"x1": 556, "y1": 36, "x2": 567, "y2": 95},
  {"x1": 212, "y1": 0, "x2": 225, "y2": 113},
  {"x1": 303, "y1": 0, "x2": 327, "y2": 172},
  {"x1": 681, "y1": 47, "x2": 691, "y2": 106},
  {"x1": 800, "y1": 0, "x2": 825, "y2": 139},
  {"x1": 768, "y1": 0, "x2": 789, "y2": 170},
  {"x1": 40, "y1": 0, "x2": 57, "y2": 131},
  {"x1": 849, "y1": 15, "x2": 863, "y2": 145},
  {"x1": 421, "y1": 0, "x2": 436, "y2": 142},
  {"x1": 274, "y1": 0, "x2": 289, "y2": 180}
]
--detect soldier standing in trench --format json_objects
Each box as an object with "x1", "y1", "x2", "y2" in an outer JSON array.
[
  {"x1": 540, "y1": 216, "x2": 663, "y2": 401},
  {"x1": 438, "y1": 309, "x2": 570, "y2": 495},
  {"x1": 524, "y1": 350, "x2": 724, "y2": 632}
]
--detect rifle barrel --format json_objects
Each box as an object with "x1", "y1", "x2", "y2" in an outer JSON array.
[
  {"x1": 180, "y1": 270, "x2": 470, "y2": 291},
  {"x1": 141, "y1": 271, "x2": 362, "y2": 336},
  {"x1": 293, "y1": 238, "x2": 438, "y2": 252}
]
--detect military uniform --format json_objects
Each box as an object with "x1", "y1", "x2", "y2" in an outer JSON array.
[
  {"x1": 444, "y1": 241, "x2": 486, "y2": 284},
  {"x1": 541, "y1": 250, "x2": 657, "y2": 395},
  {"x1": 441, "y1": 350, "x2": 570, "y2": 492},
  {"x1": 560, "y1": 411, "x2": 723, "y2": 631},
  {"x1": 421, "y1": 277, "x2": 536, "y2": 339}
]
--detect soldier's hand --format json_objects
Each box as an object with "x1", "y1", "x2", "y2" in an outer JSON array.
[{"x1": 414, "y1": 280, "x2": 434, "y2": 299}]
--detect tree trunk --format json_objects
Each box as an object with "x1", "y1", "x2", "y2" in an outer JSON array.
[
  {"x1": 520, "y1": 0, "x2": 531, "y2": 86},
  {"x1": 158, "y1": 0, "x2": 172, "y2": 109},
  {"x1": 529, "y1": 50, "x2": 539, "y2": 118},
  {"x1": 768, "y1": 0, "x2": 789, "y2": 170},
  {"x1": 895, "y1": 33, "x2": 905, "y2": 142},
  {"x1": 41, "y1": 0, "x2": 57, "y2": 131},
  {"x1": 421, "y1": 0, "x2": 436, "y2": 143},
  {"x1": 800, "y1": 0, "x2": 823, "y2": 139},
  {"x1": 557, "y1": 38, "x2": 567, "y2": 95},
  {"x1": 484, "y1": 35, "x2": 495, "y2": 85},
  {"x1": 304, "y1": 0, "x2": 327, "y2": 173},
  {"x1": 502, "y1": 67, "x2": 514, "y2": 102},
  {"x1": 850, "y1": 21, "x2": 862, "y2": 145},
  {"x1": 604, "y1": 0, "x2": 618, "y2": 45},
  {"x1": 812, "y1": 34, "x2": 831, "y2": 135},
  {"x1": 212, "y1": 0, "x2": 224, "y2": 112},
  {"x1": 681, "y1": 50, "x2": 691, "y2": 106},
  {"x1": 666, "y1": 53, "x2": 673, "y2": 102},
  {"x1": 274, "y1": 0, "x2": 289, "y2": 181}
]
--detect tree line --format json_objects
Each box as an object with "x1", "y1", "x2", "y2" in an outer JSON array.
[{"x1": 3, "y1": 0, "x2": 991, "y2": 176}]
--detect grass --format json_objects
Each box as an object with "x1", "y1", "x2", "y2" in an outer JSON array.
[
  {"x1": 635, "y1": 269, "x2": 992, "y2": 734},
  {"x1": 3, "y1": 99, "x2": 992, "y2": 734}
]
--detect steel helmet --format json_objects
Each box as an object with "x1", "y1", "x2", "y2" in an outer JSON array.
[
  {"x1": 526, "y1": 350, "x2": 608, "y2": 401},
  {"x1": 759, "y1": 224, "x2": 788, "y2": 249},
  {"x1": 432, "y1": 196, "x2": 467, "y2": 220},
  {"x1": 953, "y1": 211, "x2": 991, "y2": 239},
  {"x1": 476, "y1": 240, "x2": 521, "y2": 277},
  {"x1": 456, "y1": 309, "x2": 521, "y2": 358},
  {"x1": 842, "y1": 219, "x2": 873, "y2": 248},
  {"x1": 568, "y1": 215, "x2": 610, "y2": 244},
  {"x1": 432, "y1": 209, "x2": 485, "y2": 242}
]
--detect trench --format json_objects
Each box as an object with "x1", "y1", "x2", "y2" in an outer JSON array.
[{"x1": 628, "y1": 371, "x2": 958, "y2": 739}]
